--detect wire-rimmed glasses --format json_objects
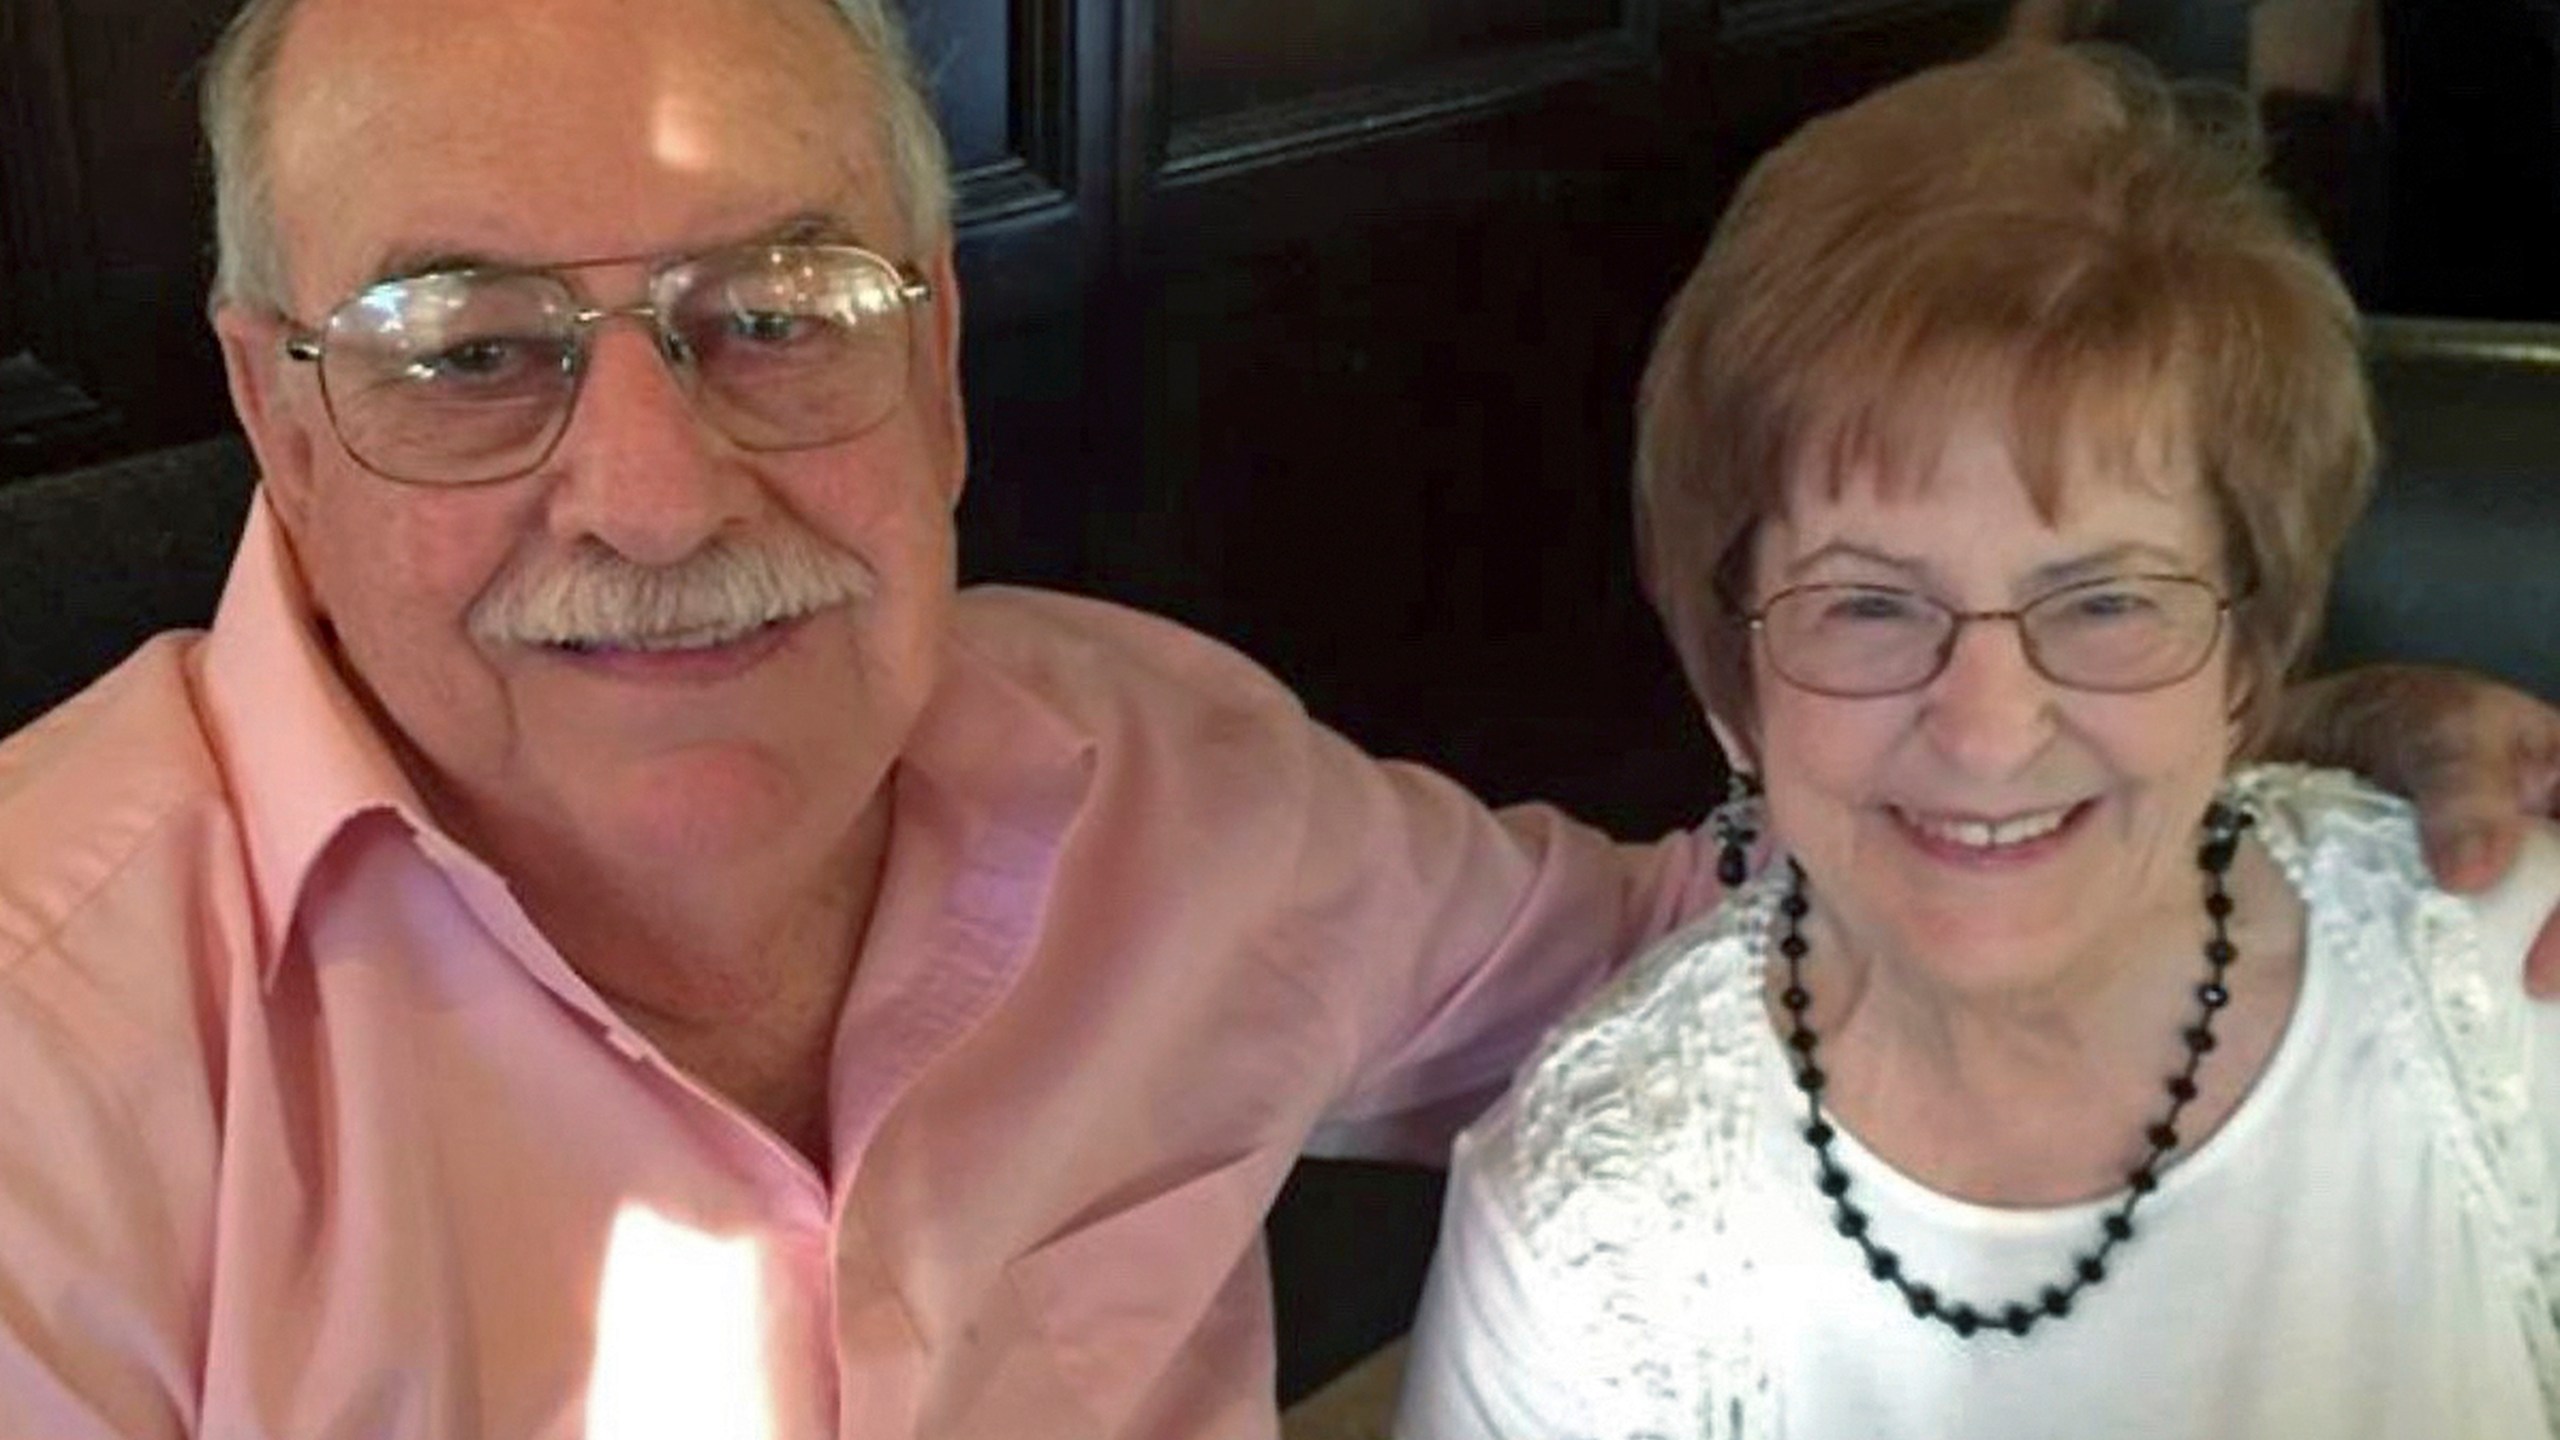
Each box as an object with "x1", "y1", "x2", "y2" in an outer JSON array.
[
  {"x1": 279, "y1": 243, "x2": 934, "y2": 486},
  {"x1": 1742, "y1": 573, "x2": 2238, "y2": 697}
]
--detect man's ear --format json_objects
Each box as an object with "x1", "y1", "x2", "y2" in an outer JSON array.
[
  {"x1": 916, "y1": 239, "x2": 967, "y2": 508},
  {"x1": 212, "y1": 300, "x2": 324, "y2": 534}
]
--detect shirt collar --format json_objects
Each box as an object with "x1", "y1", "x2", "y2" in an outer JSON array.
[{"x1": 198, "y1": 493, "x2": 432, "y2": 984}]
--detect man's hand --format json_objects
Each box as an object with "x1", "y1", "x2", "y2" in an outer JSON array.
[{"x1": 2273, "y1": 666, "x2": 2560, "y2": 990}]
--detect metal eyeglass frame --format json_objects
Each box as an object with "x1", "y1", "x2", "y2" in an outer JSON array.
[
  {"x1": 278, "y1": 242, "x2": 935, "y2": 487},
  {"x1": 1739, "y1": 573, "x2": 2243, "y2": 697}
]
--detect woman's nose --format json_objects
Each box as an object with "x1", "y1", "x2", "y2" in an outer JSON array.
[{"x1": 1918, "y1": 615, "x2": 2059, "y2": 777}]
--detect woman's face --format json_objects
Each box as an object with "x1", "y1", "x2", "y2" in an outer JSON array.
[{"x1": 1739, "y1": 413, "x2": 2238, "y2": 995}]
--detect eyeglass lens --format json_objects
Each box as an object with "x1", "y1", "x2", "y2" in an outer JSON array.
[
  {"x1": 313, "y1": 246, "x2": 921, "y2": 484},
  {"x1": 1757, "y1": 576, "x2": 2225, "y2": 695}
]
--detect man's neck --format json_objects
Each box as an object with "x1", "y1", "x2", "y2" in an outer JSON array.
[{"x1": 500, "y1": 791, "x2": 899, "y2": 1173}]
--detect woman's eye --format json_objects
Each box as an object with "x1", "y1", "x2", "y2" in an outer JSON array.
[
  {"x1": 1825, "y1": 591, "x2": 1929, "y2": 623},
  {"x1": 2061, "y1": 587, "x2": 2159, "y2": 621}
]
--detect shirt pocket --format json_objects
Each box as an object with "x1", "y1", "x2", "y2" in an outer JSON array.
[{"x1": 1003, "y1": 1150, "x2": 1276, "y2": 1429}]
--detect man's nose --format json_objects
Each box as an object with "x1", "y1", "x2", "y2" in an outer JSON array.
[
  {"x1": 1918, "y1": 616, "x2": 2059, "y2": 777},
  {"x1": 541, "y1": 318, "x2": 758, "y2": 566}
]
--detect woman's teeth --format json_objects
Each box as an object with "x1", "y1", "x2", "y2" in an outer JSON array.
[{"x1": 1899, "y1": 804, "x2": 2077, "y2": 849}]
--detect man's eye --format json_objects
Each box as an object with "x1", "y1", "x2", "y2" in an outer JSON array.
[
  {"x1": 730, "y1": 310, "x2": 822, "y2": 345},
  {"x1": 405, "y1": 337, "x2": 538, "y2": 383}
]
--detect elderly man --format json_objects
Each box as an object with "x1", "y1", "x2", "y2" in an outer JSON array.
[{"x1": 0, "y1": 0, "x2": 2548, "y2": 1436}]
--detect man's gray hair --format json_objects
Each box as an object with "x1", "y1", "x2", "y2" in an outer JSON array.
[{"x1": 201, "y1": 0, "x2": 954, "y2": 311}]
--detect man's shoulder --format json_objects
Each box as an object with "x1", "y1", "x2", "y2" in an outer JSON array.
[
  {"x1": 949, "y1": 585, "x2": 1314, "y2": 728},
  {"x1": 0, "y1": 633, "x2": 241, "y2": 970}
]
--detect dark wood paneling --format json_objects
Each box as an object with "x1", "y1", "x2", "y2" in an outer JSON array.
[
  {"x1": 920, "y1": 0, "x2": 1079, "y2": 222},
  {"x1": 1167, "y1": 0, "x2": 1621, "y2": 123},
  {"x1": 47, "y1": 1, "x2": 234, "y2": 449},
  {"x1": 1159, "y1": 0, "x2": 1655, "y2": 180},
  {"x1": 0, "y1": 0, "x2": 126, "y2": 475}
]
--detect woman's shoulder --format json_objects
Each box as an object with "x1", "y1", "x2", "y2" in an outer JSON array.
[
  {"x1": 1463, "y1": 875, "x2": 1784, "y2": 1239},
  {"x1": 2233, "y1": 762, "x2": 2550, "y2": 991},
  {"x1": 2240, "y1": 765, "x2": 2560, "y2": 1262}
]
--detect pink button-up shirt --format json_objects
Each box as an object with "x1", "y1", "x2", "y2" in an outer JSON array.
[{"x1": 0, "y1": 498, "x2": 1713, "y2": 1439}]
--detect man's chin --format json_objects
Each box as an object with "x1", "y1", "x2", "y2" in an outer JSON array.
[{"x1": 571, "y1": 743, "x2": 837, "y2": 870}]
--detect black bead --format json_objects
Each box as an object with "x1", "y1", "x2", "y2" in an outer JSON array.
[
  {"x1": 2040, "y1": 1286, "x2": 2072, "y2": 1318},
  {"x1": 2002, "y1": 1304, "x2": 2034, "y2": 1336},
  {"x1": 2147, "y1": 1123, "x2": 2179, "y2": 1149},
  {"x1": 2165, "y1": 1075, "x2": 2198, "y2": 1102},
  {"x1": 2199, "y1": 839, "x2": 2236, "y2": 872},
  {"x1": 1947, "y1": 1304, "x2": 1981, "y2": 1337},
  {"x1": 1907, "y1": 1284, "x2": 1939, "y2": 1318},
  {"x1": 1788, "y1": 1028, "x2": 1818, "y2": 1053},
  {"x1": 1782, "y1": 985, "x2": 1811, "y2": 1010},
  {"x1": 1817, "y1": 1165, "x2": 1850, "y2": 1198},
  {"x1": 2183, "y1": 1026, "x2": 2217, "y2": 1054},
  {"x1": 2197, "y1": 982, "x2": 2229, "y2": 1009},
  {"x1": 1835, "y1": 1206, "x2": 1869, "y2": 1238},
  {"x1": 1779, "y1": 934, "x2": 1809, "y2": 960},
  {"x1": 2077, "y1": 1255, "x2": 2107, "y2": 1284},
  {"x1": 2127, "y1": 1166, "x2": 2157, "y2": 1195},
  {"x1": 2205, "y1": 893, "x2": 2235, "y2": 920},
  {"x1": 1803, "y1": 1120, "x2": 1835, "y2": 1147},
  {"x1": 1798, "y1": 1065, "x2": 1828, "y2": 1093},
  {"x1": 2205, "y1": 937, "x2": 2236, "y2": 964},
  {"x1": 1869, "y1": 1251, "x2": 1901, "y2": 1282},
  {"x1": 2103, "y1": 1214, "x2": 2135, "y2": 1242},
  {"x1": 1781, "y1": 891, "x2": 1810, "y2": 919}
]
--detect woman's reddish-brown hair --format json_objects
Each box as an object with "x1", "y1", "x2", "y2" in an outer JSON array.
[{"x1": 1634, "y1": 43, "x2": 2373, "y2": 756}]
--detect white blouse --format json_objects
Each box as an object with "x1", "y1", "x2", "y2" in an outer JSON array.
[{"x1": 1398, "y1": 766, "x2": 2560, "y2": 1440}]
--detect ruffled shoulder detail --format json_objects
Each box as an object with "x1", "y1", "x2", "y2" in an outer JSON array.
[
  {"x1": 1472, "y1": 866, "x2": 1793, "y2": 1437},
  {"x1": 2228, "y1": 763, "x2": 2560, "y2": 1407}
]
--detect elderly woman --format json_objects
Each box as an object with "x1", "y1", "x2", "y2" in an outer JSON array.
[{"x1": 1396, "y1": 44, "x2": 2560, "y2": 1440}]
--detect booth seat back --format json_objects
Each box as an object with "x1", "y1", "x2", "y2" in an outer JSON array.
[
  {"x1": 2321, "y1": 317, "x2": 2560, "y2": 701},
  {"x1": 0, "y1": 434, "x2": 256, "y2": 736}
]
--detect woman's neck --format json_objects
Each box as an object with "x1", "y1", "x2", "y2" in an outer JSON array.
[{"x1": 1769, "y1": 838, "x2": 2307, "y2": 1206}]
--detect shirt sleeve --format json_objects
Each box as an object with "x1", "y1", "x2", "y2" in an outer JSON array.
[
  {"x1": 1284, "y1": 715, "x2": 1720, "y2": 1163},
  {"x1": 0, "y1": 973, "x2": 206, "y2": 1440},
  {"x1": 1394, "y1": 1121, "x2": 1599, "y2": 1438}
]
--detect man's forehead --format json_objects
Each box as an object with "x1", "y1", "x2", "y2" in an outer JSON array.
[{"x1": 262, "y1": 0, "x2": 906, "y2": 301}]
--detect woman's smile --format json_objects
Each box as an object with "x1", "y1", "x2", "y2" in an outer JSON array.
[{"x1": 1885, "y1": 796, "x2": 2095, "y2": 869}]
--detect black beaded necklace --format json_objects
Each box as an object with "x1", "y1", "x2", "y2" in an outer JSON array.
[{"x1": 1773, "y1": 801, "x2": 2254, "y2": 1340}]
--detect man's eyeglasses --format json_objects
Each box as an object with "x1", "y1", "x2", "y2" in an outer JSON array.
[
  {"x1": 1741, "y1": 574, "x2": 2237, "y2": 697},
  {"x1": 280, "y1": 243, "x2": 934, "y2": 486}
]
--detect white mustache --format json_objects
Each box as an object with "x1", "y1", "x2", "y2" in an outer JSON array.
[{"x1": 469, "y1": 528, "x2": 878, "y2": 652}]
